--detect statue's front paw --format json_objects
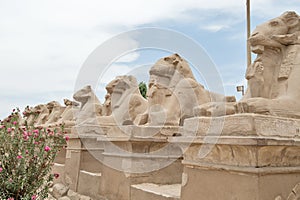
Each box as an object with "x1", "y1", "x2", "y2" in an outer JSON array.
[
  {"x1": 235, "y1": 98, "x2": 270, "y2": 114},
  {"x1": 194, "y1": 102, "x2": 235, "y2": 117}
]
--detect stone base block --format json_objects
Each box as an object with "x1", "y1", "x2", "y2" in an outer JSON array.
[
  {"x1": 99, "y1": 158, "x2": 183, "y2": 200},
  {"x1": 52, "y1": 163, "x2": 65, "y2": 185},
  {"x1": 178, "y1": 114, "x2": 300, "y2": 200},
  {"x1": 183, "y1": 114, "x2": 300, "y2": 137},
  {"x1": 77, "y1": 170, "x2": 102, "y2": 199},
  {"x1": 131, "y1": 183, "x2": 180, "y2": 200},
  {"x1": 181, "y1": 165, "x2": 300, "y2": 200}
]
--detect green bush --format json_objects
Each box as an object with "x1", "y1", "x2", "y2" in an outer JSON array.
[
  {"x1": 0, "y1": 109, "x2": 66, "y2": 200},
  {"x1": 139, "y1": 82, "x2": 147, "y2": 99}
]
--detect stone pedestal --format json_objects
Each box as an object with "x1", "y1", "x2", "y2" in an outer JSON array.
[
  {"x1": 97, "y1": 125, "x2": 183, "y2": 200},
  {"x1": 64, "y1": 133, "x2": 82, "y2": 190},
  {"x1": 171, "y1": 114, "x2": 300, "y2": 200},
  {"x1": 64, "y1": 129, "x2": 104, "y2": 199}
]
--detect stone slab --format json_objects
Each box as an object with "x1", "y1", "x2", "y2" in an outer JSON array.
[
  {"x1": 131, "y1": 183, "x2": 181, "y2": 200},
  {"x1": 183, "y1": 114, "x2": 300, "y2": 137}
]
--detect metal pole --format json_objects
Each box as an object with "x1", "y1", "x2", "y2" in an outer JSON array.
[{"x1": 246, "y1": 0, "x2": 251, "y2": 67}]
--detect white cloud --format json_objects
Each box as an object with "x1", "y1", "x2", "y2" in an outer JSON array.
[
  {"x1": 99, "y1": 64, "x2": 132, "y2": 84},
  {"x1": 115, "y1": 52, "x2": 140, "y2": 63},
  {"x1": 201, "y1": 25, "x2": 229, "y2": 32}
]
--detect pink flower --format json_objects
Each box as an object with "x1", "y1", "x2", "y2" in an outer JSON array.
[
  {"x1": 65, "y1": 136, "x2": 70, "y2": 141},
  {"x1": 53, "y1": 173, "x2": 59, "y2": 179},
  {"x1": 31, "y1": 195, "x2": 37, "y2": 200},
  {"x1": 7, "y1": 197, "x2": 14, "y2": 200},
  {"x1": 48, "y1": 131, "x2": 54, "y2": 136},
  {"x1": 13, "y1": 121, "x2": 17, "y2": 125},
  {"x1": 25, "y1": 150, "x2": 29, "y2": 154},
  {"x1": 23, "y1": 135, "x2": 29, "y2": 140},
  {"x1": 17, "y1": 155, "x2": 23, "y2": 159},
  {"x1": 44, "y1": 146, "x2": 51, "y2": 152},
  {"x1": 0, "y1": 125, "x2": 4, "y2": 129},
  {"x1": 33, "y1": 129, "x2": 39, "y2": 134},
  {"x1": 23, "y1": 131, "x2": 29, "y2": 140},
  {"x1": 7, "y1": 128, "x2": 12, "y2": 133},
  {"x1": 0, "y1": 167, "x2": 3, "y2": 172}
]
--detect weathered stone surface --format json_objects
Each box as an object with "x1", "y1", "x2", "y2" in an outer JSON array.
[
  {"x1": 77, "y1": 170, "x2": 102, "y2": 199},
  {"x1": 46, "y1": 194, "x2": 56, "y2": 200},
  {"x1": 277, "y1": 182, "x2": 300, "y2": 200},
  {"x1": 79, "y1": 195, "x2": 92, "y2": 200},
  {"x1": 52, "y1": 163, "x2": 65, "y2": 185},
  {"x1": 131, "y1": 183, "x2": 181, "y2": 200},
  {"x1": 67, "y1": 190, "x2": 80, "y2": 200},
  {"x1": 183, "y1": 114, "x2": 300, "y2": 137},
  {"x1": 179, "y1": 112, "x2": 300, "y2": 200},
  {"x1": 106, "y1": 125, "x2": 179, "y2": 138},
  {"x1": 52, "y1": 183, "x2": 69, "y2": 199},
  {"x1": 194, "y1": 102, "x2": 236, "y2": 117},
  {"x1": 58, "y1": 197, "x2": 71, "y2": 200}
]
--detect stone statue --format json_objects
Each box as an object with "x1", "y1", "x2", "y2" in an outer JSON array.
[
  {"x1": 135, "y1": 53, "x2": 212, "y2": 126},
  {"x1": 73, "y1": 85, "x2": 102, "y2": 125},
  {"x1": 102, "y1": 93, "x2": 111, "y2": 116},
  {"x1": 21, "y1": 106, "x2": 37, "y2": 126},
  {"x1": 34, "y1": 104, "x2": 50, "y2": 126},
  {"x1": 236, "y1": 11, "x2": 300, "y2": 118},
  {"x1": 43, "y1": 101, "x2": 64, "y2": 127},
  {"x1": 55, "y1": 99, "x2": 79, "y2": 127},
  {"x1": 95, "y1": 75, "x2": 147, "y2": 126},
  {"x1": 44, "y1": 99, "x2": 79, "y2": 128}
]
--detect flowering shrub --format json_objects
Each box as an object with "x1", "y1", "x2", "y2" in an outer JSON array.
[{"x1": 0, "y1": 109, "x2": 66, "y2": 200}]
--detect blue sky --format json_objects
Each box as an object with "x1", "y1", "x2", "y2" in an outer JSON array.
[{"x1": 0, "y1": 0, "x2": 300, "y2": 118}]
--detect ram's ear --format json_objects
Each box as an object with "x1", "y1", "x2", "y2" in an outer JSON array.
[
  {"x1": 281, "y1": 11, "x2": 299, "y2": 28},
  {"x1": 272, "y1": 33, "x2": 298, "y2": 45}
]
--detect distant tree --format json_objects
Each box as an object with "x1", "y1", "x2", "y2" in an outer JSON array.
[{"x1": 139, "y1": 82, "x2": 147, "y2": 99}]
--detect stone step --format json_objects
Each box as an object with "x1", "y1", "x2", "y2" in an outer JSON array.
[
  {"x1": 52, "y1": 163, "x2": 65, "y2": 184},
  {"x1": 131, "y1": 183, "x2": 181, "y2": 200},
  {"x1": 77, "y1": 170, "x2": 102, "y2": 199}
]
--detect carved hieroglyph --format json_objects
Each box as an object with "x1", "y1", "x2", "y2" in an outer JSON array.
[
  {"x1": 275, "y1": 182, "x2": 300, "y2": 200},
  {"x1": 236, "y1": 11, "x2": 300, "y2": 118}
]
